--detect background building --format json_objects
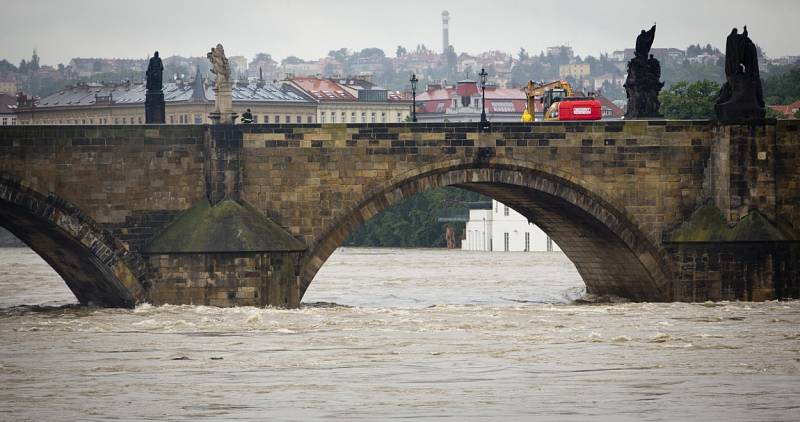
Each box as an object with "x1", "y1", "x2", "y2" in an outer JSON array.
[
  {"x1": 14, "y1": 70, "x2": 317, "y2": 125},
  {"x1": 0, "y1": 93, "x2": 17, "y2": 126},
  {"x1": 284, "y1": 76, "x2": 411, "y2": 123},
  {"x1": 0, "y1": 74, "x2": 17, "y2": 95},
  {"x1": 415, "y1": 79, "x2": 532, "y2": 122},
  {"x1": 462, "y1": 200, "x2": 559, "y2": 252}
]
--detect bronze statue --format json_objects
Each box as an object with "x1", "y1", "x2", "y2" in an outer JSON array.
[
  {"x1": 624, "y1": 24, "x2": 663, "y2": 119},
  {"x1": 635, "y1": 25, "x2": 656, "y2": 59},
  {"x1": 145, "y1": 50, "x2": 165, "y2": 124},
  {"x1": 145, "y1": 51, "x2": 163, "y2": 92},
  {"x1": 715, "y1": 26, "x2": 765, "y2": 123}
]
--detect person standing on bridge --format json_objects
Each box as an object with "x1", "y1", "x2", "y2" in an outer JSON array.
[{"x1": 241, "y1": 109, "x2": 253, "y2": 124}]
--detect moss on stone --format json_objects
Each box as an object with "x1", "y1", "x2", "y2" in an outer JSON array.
[
  {"x1": 669, "y1": 203, "x2": 793, "y2": 242},
  {"x1": 145, "y1": 199, "x2": 306, "y2": 253}
]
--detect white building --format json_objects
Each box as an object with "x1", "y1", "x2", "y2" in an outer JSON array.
[{"x1": 462, "y1": 200, "x2": 560, "y2": 252}]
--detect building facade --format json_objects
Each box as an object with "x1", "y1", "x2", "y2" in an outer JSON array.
[
  {"x1": 559, "y1": 63, "x2": 591, "y2": 79},
  {"x1": 0, "y1": 74, "x2": 17, "y2": 95},
  {"x1": 284, "y1": 76, "x2": 411, "y2": 124},
  {"x1": 462, "y1": 200, "x2": 560, "y2": 252},
  {"x1": 0, "y1": 94, "x2": 16, "y2": 126}
]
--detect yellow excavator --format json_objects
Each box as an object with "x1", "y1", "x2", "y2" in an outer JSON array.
[{"x1": 521, "y1": 80, "x2": 575, "y2": 122}]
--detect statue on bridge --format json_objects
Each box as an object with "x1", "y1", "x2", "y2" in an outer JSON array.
[
  {"x1": 207, "y1": 43, "x2": 237, "y2": 124},
  {"x1": 624, "y1": 24, "x2": 664, "y2": 119},
  {"x1": 144, "y1": 51, "x2": 165, "y2": 124},
  {"x1": 714, "y1": 26, "x2": 766, "y2": 124}
]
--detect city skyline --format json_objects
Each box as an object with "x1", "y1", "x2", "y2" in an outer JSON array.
[{"x1": 2, "y1": 0, "x2": 799, "y2": 65}]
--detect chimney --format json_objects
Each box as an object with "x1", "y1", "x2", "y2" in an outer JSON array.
[{"x1": 441, "y1": 11, "x2": 450, "y2": 55}]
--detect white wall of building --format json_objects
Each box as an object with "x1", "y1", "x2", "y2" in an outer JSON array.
[{"x1": 462, "y1": 200, "x2": 560, "y2": 252}]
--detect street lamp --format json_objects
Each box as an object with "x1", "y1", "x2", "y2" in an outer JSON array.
[
  {"x1": 479, "y1": 67, "x2": 489, "y2": 130},
  {"x1": 410, "y1": 73, "x2": 418, "y2": 123}
]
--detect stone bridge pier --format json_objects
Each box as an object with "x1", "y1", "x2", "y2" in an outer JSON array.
[{"x1": 0, "y1": 121, "x2": 798, "y2": 307}]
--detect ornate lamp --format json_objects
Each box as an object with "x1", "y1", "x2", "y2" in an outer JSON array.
[{"x1": 410, "y1": 73, "x2": 418, "y2": 123}]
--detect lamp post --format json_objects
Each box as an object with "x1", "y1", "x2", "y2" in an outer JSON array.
[
  {"x1": 479, "y1": 67, "x2": 489, "y2": 130},
  {"x1": 410, "y1": 73, "x2": 418, "y2": 123}
]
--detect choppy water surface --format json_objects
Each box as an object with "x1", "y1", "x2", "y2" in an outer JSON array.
[{"x1": 1, "y1": 247, "x2": 799, "y2": 421}]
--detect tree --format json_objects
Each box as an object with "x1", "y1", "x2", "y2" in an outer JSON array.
[
  {"x1": 253, "y1": 53, "x2": 273, "y2": 62},
  {"x1": 659, "y1": 80, "x2": 721, "y2": 119},
  {"x1": 762, "y1": 67, "x2": 800, "y2": 105},
  {"x1": 396, "y1": 45, "x2": 407, "y2": 58},
  {"x1": 518, "y1": 48, "x2": 529, "y2": 62},
  {"x1": 282, "y1": 56, "x2": 305, "y2": 65},
  {"x1": 344, "y1": 187, "x2": 486, "y2": 248}
]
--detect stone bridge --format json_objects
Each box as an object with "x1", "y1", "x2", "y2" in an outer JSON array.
[{"x1": 1, "y1": 121, "x2": 798, "y2": 307}]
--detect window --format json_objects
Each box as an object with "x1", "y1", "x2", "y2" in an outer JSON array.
[
  {"x1": 89, "y1": 118, "x2": 94, "y2": 124},
  {"x1": 114, "y1": 118, "x2": 119, "y2": 124},
  {"x1": 123, "y1": 117, "x2": 127, "y2": 124},
  {"x1": 138, "y1": 117, "x2": 143, "y2": 124},
  {"x1": 1, "y1": 118, "x2": 6, "y2": 126},
  {"x1": 169, "y1": 116, "x2": 173, "y2": 124},
  {"x1": 307, "y1": 116, "x2": 313, "y2": 123},
  {"x1": 286, "y1": 115, "x2": 290, "y2": 124},
  {"x1": 264, "y1": 115, "x2": 269, "y2": 123},
  {"x1": 524, "y1": 232, "x2": 530, "y2": 252},
  {"x1": 341, "y1": 112, "x2": 346, "y2": 122},
  {"x1": 371, "y1": 112, "x2": 376, "y2": 123},
  {"x1": 331, "y1": 113, "x2": 336, "y2": 123},
  {"x1": 504, "y1": 205, "x2": 509, "y2": 216},
  {"x1": 320, "y1": 112, "x2": 326, "y2": 123},
  {"x1": 546, "y1": 236, "x2": 553, "y2": 253},
  {"x1": 504, "y1": 233, "x2": 509, "y2": 252},
  {"x1": 381, "y1": 112, "x2": 386, "y2": 123},
  {"x1": 397, "y1": 112, "x2": 401, "y2": 122},
  {"x1": 275, "y1": 115, "x2": 280, "y2": 123},
  {"x1": 296, "y1": 116, "x2": 302, "y2": 123},
  {"x1": 361, "y1": 112, "x2": 366, "y2": 123},
  {"x1": 195, "y1": 115, "x2": 203, "y2": 124},
  {"x1": 351, "y1": 112, "x2": 356, "y2": 122},
  {"x1": 253, "y1": 115, "x2": 258, "y2": 123}
]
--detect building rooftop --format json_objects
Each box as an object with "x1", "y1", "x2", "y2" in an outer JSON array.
[
  {"x1": 0, "y1": 93, "x2": 16, "y2": 113},
  {"x1": 286, "y1": 77, "x2": 356, "y2": 101},
  {"x1": 31, "y1": 80, "x2": 311, "y2": 109}
]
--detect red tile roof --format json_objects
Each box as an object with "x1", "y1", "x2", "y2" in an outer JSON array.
[
  {"x1": 288, "y1": 77, "x2": 355, "y2": 101},
  {"x1": 768, "y1": 100, "x2": 800, "y2": 118}
]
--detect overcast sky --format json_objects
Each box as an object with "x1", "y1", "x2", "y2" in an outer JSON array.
[{"x1": 2, "y1": 0, "x2": 798, "y2": 65}]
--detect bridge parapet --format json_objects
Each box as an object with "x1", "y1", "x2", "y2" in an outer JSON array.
[{"x1": 1, "y1": 121, "x2": 798, "y2": 306}]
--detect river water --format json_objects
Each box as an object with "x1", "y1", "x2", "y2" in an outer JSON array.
[{"x1": 1, "y1": 247, "x2": 799, "y2": 421}]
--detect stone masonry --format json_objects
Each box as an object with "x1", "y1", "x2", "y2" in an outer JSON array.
[{"x1": 0, "y1": 121, "x2": 798, "y2": 307}]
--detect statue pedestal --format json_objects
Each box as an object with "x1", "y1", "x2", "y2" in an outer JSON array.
[
  {"x1": 715, "y1": 75, "x2": 766, "y2": 124},
  {"x1": 145, "y1": 91, "x2": 165, "y2": 124},
  {"x1": 210, "y1": 81, "x2": 237, "y2": 124}
]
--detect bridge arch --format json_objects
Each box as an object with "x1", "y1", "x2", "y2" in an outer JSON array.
[
  {"x1": 0, "y1": 178, "x2": 147, "y2": 307},
  {"x1": 300, "y1": 158, "x2": 675, "y2": 302}
]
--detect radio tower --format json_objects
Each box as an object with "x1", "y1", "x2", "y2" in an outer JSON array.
[{"x1": 442, "y1": 11, "x2": 450, "y2": 55}]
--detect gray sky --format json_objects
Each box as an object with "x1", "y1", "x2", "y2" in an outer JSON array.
[{"x1": 2, "y1": 0, "x2": 798, "y2": 65}]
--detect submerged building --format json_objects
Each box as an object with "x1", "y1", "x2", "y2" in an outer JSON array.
[{"x1": 462, "y1": 200, "x2": 560, "y2": 252}]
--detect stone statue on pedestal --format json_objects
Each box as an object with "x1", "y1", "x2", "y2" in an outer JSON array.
[
  {"x1": 624, "y1": 24, "x2": 664, "y2": 119},
  {"x1": 207, "y1": 44, "x2": 237, "y2": 124},
  {"x1": 145, "y1": 51, "x2": 165, "y2": 124},
  {"x1": 714, "y1": 26, "x2": 765, "y2": 123}
]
